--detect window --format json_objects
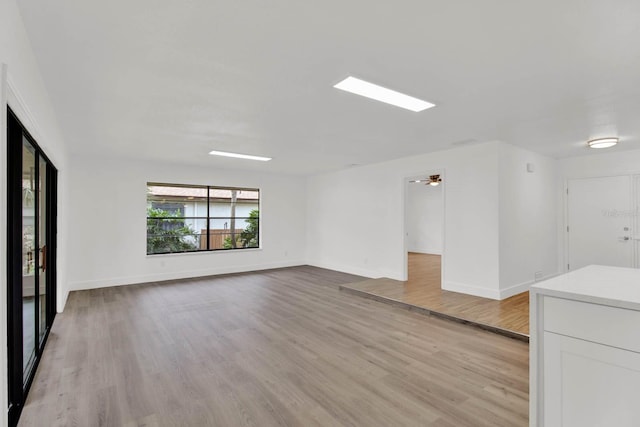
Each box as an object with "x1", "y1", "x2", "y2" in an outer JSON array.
[{"x1": 146, "y1": 183, "x2": 260, "y2": 255}]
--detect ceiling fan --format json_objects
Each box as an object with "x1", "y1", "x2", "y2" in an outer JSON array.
[{"x1": 409, "y1": 174, "x2": 442, "y2": 186}]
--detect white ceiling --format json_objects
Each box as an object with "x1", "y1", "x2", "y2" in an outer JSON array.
[{"x1": 17, "y1": 0, "x2": 640, "y2": 175}]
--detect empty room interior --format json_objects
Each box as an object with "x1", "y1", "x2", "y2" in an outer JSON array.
[{"x1": 3, "y1": 1, "x2": 640, "y2": 426}]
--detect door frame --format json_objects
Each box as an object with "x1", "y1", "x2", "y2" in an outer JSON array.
[
  {"x1": 6, "y1": 107, "x2": 57, "y2": 426},
  {"x1": 563, "y1": 174, "x2": 639, "y2": 273},
  {"x1": 402, "y1": 169, "x2": 446, "y2": 285}
]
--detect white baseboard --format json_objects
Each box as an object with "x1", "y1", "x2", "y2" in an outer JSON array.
[
  {"x1": 442, "y1": 280, "x2": 501, "y2": 300},
  {"x1": 499, "y1": 272, "x2": 562, "y2": 299},
  {"x1": 499, "y1": 281, "x2": 531, "y2": 299},
  {"x1": 68, "y1": 260, "x2": 306, "y2": 291},
  {"x1": 307, "y1": 260, "x2": 401, "y2": 281},
  {"x1": 57, "y1": 289, "x2": 70, "y2": 313}
]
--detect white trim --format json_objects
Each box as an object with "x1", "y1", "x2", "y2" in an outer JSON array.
[
  {"x1": 6, "y1": 75, "x2": 44, "y2": 151},
  {"x1": 529, "y1": 291, "x2": 545, "y2": 426},
  {"x1": 69, "y1": 260, "x2": 306, "y2": 291},
  {"x1": 499, "y1": 281, "x2": 531, "y2": 300},
  {"x1": 402, "y1": 168, "x2": 446, "y2": 284},
  {"x1": 0, "y1": 62, "x2": 9, "y2": 427},
  {"x1": 563, "y1": 178, "x2": 569, "y2": 273},
  {"x1": 59, "y1": 289, "x2": 70, "y2": 311},
  {"x1": 499, "y1": 272, "x2": 561, "y2": 299},
  {"x1": 630, "y1": 174, "x2": 640, "y2": 268},
  {"x1": 307, "y1": 260, "x2": 400, "y2": 281},
  {"x1": 406, "y1": 248, "x2": 442, "y2": 255},
  {"x1": 6, "y1": 73, "x2": 68, "y2": 315},
  {"x1": 146, "y1": 247, "x2": 263, "y2": 258},
  {"x1": 442, "y1": 280, "x2": 501, "y2": 300}
]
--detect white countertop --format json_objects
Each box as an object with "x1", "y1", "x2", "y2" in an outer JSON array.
[{"x1": 531, "y1": 265, "x2": 640, "y2": 311}]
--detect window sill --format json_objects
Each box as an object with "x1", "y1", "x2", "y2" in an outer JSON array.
[{"x1": 146, "y1": 247, "x2": 263, "y2": 258}]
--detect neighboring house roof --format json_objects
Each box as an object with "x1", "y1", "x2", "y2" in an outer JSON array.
[{"x1": 148, "y1": 186, "x2": 259, "y2": 201}]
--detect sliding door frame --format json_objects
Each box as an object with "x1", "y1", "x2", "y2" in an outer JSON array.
[{"x1": 6, "y1": 107, "x2": 57, "y2": 426}]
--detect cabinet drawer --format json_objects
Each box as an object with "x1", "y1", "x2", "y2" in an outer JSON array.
[{"x1": 543, "y1": 296, "x2": 640, "y2": 353}]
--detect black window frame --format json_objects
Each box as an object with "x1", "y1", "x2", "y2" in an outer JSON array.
[{"x1": 146, "y1": 182, "x2": 260, "y2": 255}]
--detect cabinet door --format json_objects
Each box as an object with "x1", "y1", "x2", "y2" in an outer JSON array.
[{"x1": 543, "y1": 332, "x2": 640, "y2": 427}]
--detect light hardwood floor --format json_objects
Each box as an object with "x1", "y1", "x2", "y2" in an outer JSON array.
[
  {"x1": 20, "y1": 266, "x2": 528, "y2": 427},
  {"x1": 340, "y1": 253, "x2": 530, "y2": 336}
]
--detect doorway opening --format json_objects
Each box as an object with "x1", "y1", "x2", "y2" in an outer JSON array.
[
  {"x1": 403, "y1": 172, "x2": 445, "y2": 288},
  {"x1": 6, "y1": 108, "x2": 58, "y2": 427},
  {"x1": 339, "y1": 170, "x2": 528, "y2": 338}
]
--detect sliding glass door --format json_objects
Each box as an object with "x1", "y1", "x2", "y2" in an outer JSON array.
[{"x1": 7, "y1": 108, "x2": 57, "y2": 426}]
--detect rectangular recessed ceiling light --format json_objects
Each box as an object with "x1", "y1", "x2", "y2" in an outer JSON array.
[
  {"x1": 208, "y1": 150, "x2": 272, "y2": 161},
  {"x1": 333, "y1": 76, "x2": 435, "y2": 112}
]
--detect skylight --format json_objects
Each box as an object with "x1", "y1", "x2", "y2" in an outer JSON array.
[
  {"x1": 333, "y1": 76, "x2": 435, "y2": 112},
  {"x1": 208, "y1": 150, "x2": 272, "y2": 161}
]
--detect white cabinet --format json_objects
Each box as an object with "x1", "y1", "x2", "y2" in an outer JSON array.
[
  {"x1": 542, "y1": 331, "x2": 640, "y2": 426},
  {"x1": 530, "y1": 266, "x2": 640, "y2": 427}
]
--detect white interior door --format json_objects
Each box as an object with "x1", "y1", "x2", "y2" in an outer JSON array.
[
  {"x1": 567, "y1": 176, "x2": 634, "y2": 270},
  {"x1": 635, "y1": 175, "x2": 640, "y2": 267}
]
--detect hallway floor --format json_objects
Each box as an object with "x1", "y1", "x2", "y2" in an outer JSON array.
[{"x1": 340, "y1": 253, "x2": 530, "y2": 337}]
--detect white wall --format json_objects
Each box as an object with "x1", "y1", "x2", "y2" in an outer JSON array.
[
  {"x1": 306, "y1": 141, "x2": 562, "y2": 300},
  {"x1": 1, "y1": 0, "x2": 70, "y2": 423},
  {"x1": 1, "y1": 0, "x2": 70, "y2": 311},
  {"x1": 559, "y1": 149, "x2": 640, "y2": 178},
  {"x1": 307, "y1": 141, "x2": 502, "y2": 299},
  {"x1": 406, "y1": 182, "x2": 443, "y2": 254},
  {"x1": 67, "y1": 154, "x2": 307, "y2": 290},
  {"x1": 498, "y1": 144, "x2": 559, "y2": 298}
]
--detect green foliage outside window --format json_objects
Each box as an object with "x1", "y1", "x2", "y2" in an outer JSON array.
[
  {"x1": 146, "y1": 207, "x2": 198, "y2": 254},
  {"x1": 223, "y1": 209, "x2": 259, "y2": 249}
]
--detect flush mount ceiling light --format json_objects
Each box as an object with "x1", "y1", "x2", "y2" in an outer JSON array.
[
  {"x1": 208, "y1": 150, "x2": 272, "y2": 161},
  {"x1": 587, "y1": 137, "x2": 618, "y2": 149},
  {"x1": 333, "y1": 76, "x2": 435, "y2": 112}
]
